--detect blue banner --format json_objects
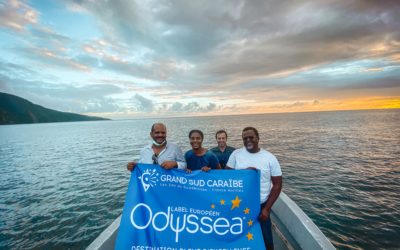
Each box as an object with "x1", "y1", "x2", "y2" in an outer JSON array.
[{"x1": 116, "y1": 164, "x2": 264, "y2": 249}]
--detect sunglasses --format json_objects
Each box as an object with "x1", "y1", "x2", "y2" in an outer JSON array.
[
  {"x1": 242, "y1": 136, "x2": 257, "y2": 141},
  {"x1": 152, "y1": 154, "x2": 159, "y2": 165}
]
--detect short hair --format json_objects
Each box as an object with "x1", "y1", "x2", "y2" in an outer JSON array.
[
  {"x1": 242, "y1": 127, "x2": 259, "y2": 139},
  {"x1": 151, "y1": 123, "x2": 166, "y2": 132},
  {"x1": 215, "y1": 129, "x2": 228, "y2": 139},
  {"x1": 189, "y1": 129, "x2": 204, "y2": 139}
]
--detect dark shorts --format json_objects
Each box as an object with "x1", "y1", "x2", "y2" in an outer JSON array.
[{"x1": 260, "y1": 202, "x2": 274, "y2": 249}]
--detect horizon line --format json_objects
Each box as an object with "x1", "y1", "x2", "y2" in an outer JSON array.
[{"x1": 103, "y1": 107, "x2": 400, "y2": 121}]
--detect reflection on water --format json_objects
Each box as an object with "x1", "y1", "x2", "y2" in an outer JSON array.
[{"x1": 0, "y1": 109, "x2": 399, "y2": 249}]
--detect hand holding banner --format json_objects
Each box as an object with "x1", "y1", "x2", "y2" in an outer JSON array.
[{"x1": 116, "y1": 164, "x2": 265, "y2": 249}]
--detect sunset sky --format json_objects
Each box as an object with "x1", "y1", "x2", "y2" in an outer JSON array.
[{"x1": 0, "y1": 0, "x2": 399, "y2": 119}]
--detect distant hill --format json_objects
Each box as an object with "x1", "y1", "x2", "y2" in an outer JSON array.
[{"x1": 0, "y1": 92, "x2": 110, "y2": 125}]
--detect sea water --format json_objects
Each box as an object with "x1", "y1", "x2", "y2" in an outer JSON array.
[{"x1": 0, "y1": 109, "x2": 399, "y2": 249}]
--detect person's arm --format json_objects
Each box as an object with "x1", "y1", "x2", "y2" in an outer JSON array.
[
  {"x1": 161, "y1": 161, "x2": 177, "y2": 169},
  {"x1": 225, "y1": 150, "x2": 236, "y2": 170},
  {"x1": 161, "y1": 145, "x2": 187, "y2": 170},
  {"x1": 259, "y1": 176, "x2": 282, "y2": 221},
  {"x1": 175, "y1": 145, "x2": 187, "y2": 169},
  {"x1": 211, "y1": 151, "x2": 221, "y2": 169},
  {"x1": 126, "y1": 161, "x2": 137, "y2": 171},
  {"x1": 202, "y1": 151, "x2": 221, "y2": 172},
  {"x1": 127, "y1": 148, "x2": 146, "y2": 171}
]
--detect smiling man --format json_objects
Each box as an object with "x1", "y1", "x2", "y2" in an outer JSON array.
[
  {"x1": 126, "y1": 123, "x2": 186, "y2": 171},
  {"x1": 226, "y1": 127, "x2": 282, "y2": 250},
  {"x1": 211, "y1": 130, "x2": 236, "y2": 169}
]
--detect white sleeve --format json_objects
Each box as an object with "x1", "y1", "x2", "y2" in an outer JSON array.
[
  {"x1": 270, "y1": 154, "x2": 282, "y2": 176},
  {"x1": 226, "y1": 149, "x2": 237, "y2": 169},
  {"x1": 175, "y1": 145, "x2": 187, "y2": 169},
  {"x1": 138, "y1": 148, "x2": 146, "y2": 163}
]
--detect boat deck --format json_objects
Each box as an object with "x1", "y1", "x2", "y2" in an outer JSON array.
[{"x1": 273, "y1": 229, "x2": 290, "y2": 250}]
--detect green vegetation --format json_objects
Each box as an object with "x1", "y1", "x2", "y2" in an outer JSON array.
[{"x1": 0, "y1": 92, "x2": 110, "y2": 125}]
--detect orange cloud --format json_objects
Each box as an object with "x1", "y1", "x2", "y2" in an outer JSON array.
[
  {"x1": 218, "y1": 97, "x2": 400, "y2": 115},
  {"x1": 363, "y1": 68, "x2": 383, "y2": 72}
]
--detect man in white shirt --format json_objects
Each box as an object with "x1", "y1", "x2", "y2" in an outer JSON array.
[
  {"x1": 127, "y1": 123, "x2": 186, "y2": 171},
  {"x1": 227, "y1": 127, "x2": 282, "y2": 250}
]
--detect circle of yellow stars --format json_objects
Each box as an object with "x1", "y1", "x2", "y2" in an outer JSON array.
[{"x1": 209, "y1": 195, "x2": 255, "y2": 241}]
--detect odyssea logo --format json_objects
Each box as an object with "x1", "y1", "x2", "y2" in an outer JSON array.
[
  {"x1": 129, "y1": 195, "x2": 256, "y2": 243},
  {"x1": 138, "y1": 168, "x2": 159, "y2": 192}
]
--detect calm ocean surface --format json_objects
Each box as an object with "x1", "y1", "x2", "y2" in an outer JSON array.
[{"x1": 0, "y1": 109, "x2": 399, "y2": 249}]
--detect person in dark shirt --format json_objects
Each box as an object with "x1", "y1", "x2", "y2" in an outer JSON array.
[
  {"x1": 185, "y1": 129, "x2": 220, "y2": 171},
  {"x1": 210, "y1": 130, "x2": 235, "y2": 169}
]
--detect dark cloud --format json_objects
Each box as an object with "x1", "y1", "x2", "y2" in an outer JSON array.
[
  {"x1": 205, "y1": 8, "x2": 399, "y2": 81},
  {"x1": 0, "y1": 61, "x2": 38, "y2": 79},
  {"x1": 169, "y1": 102, "x2": 184, "y2": 112},
  {"x1": 165, "y1": 101, "x2": 217, "y2": 113},
  {"x1": 39, "y1": 1, "x2": 400, "y2": 94},
  {"x1": 271, "y1": 102, "x2": 308, "y2": 109},
  {"x1": 206, "y1": 103, "x2": 217, "y2": 111},
  {"x1": 2, "y1": 0, "x2": 399, "y2": 117},
  {"x1": 132, "y1": 94, "x2": 154, "y2": 112},
  {"x1": 0, "y1": 71, "x2": 123, "y2": 113},
  {"x1": 75, "y1": 0, "x2": 230, "y2": 59},
  {"x1": 343, "y1": 77, "x2": 400, "y2": 89},
  {"x1": 81, "y1": 97, "x2": 121, "y2": 113}
]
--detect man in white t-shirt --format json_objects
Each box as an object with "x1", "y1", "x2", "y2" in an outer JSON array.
[{"x1": 227, "y1": 127, "x2": 282, "y2": 250}]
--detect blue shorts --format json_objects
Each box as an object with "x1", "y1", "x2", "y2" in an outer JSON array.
[{"x1": 260, "y1": 202, "x2": 274, "y2": 249}]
